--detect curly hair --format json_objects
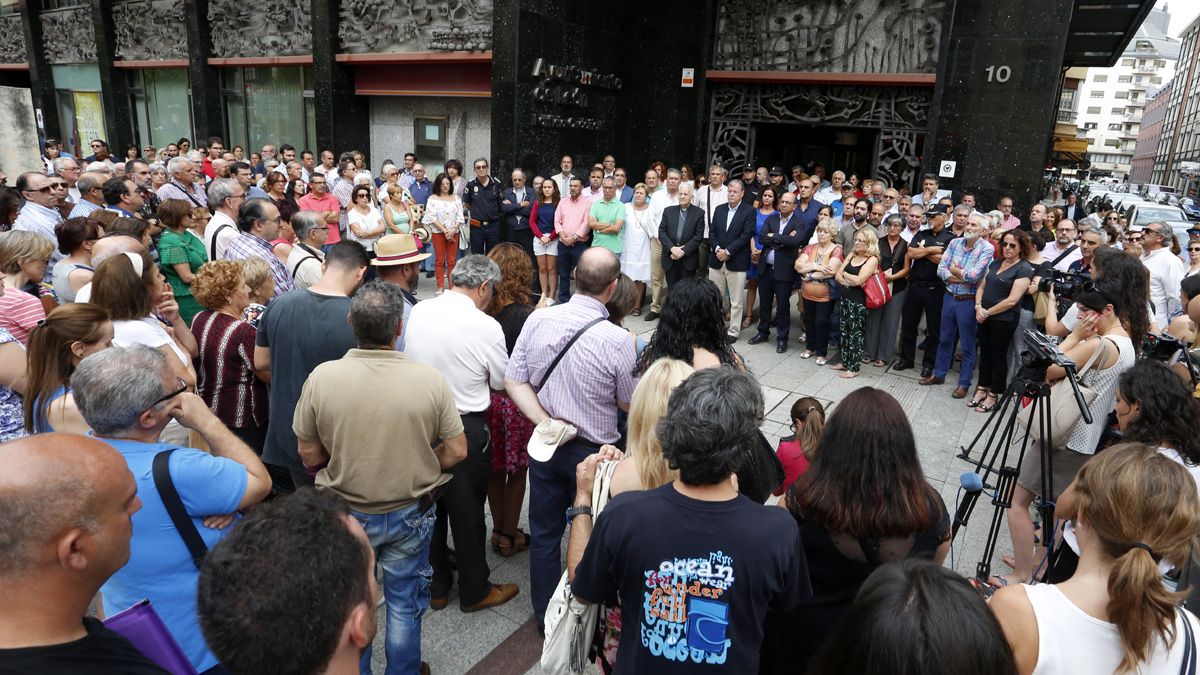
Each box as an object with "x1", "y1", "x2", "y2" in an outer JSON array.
[
  {"x1": 1092, "y1": 251, "x2": 1151, "y2": 340},
  {"x1": 192, "y1": 260, "x2": 245, "y2": 310},
  {"x1": 635, "y1": 278, "x2": 738, "y2": 374},
  {"x1": 1118, "y1": 361, "x2": 1200, "y2": 465},
  {"x1": 486, "y1": 242, "x2": 532, "y2": 313}
]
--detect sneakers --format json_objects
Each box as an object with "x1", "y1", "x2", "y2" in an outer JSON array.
[{"x1": 462, "y1": 583, "x2": 519, "y2": 613}]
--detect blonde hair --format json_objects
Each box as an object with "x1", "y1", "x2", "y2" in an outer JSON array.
[
  {"x1": 238, "y1": 258, "x2": 271, "y2": 295},
  {"x1": 0, "y1": 230, "x2": 55, "y2": 274},
  {"x1": 1073, "y1": 443, "x2": 1200, "y2": 673},
  {"x1": 816, "y1": 217, "x2": 839, "y2": 237},
  {"x1": 386, "y1": 183, "x2": 406, "y2": 200},
  {"x1": 627, "y1": 358, "x2": 694, "y2": 489},
  {"x1": 852, "y1": 227, "x2": 880, "y2": 259}
]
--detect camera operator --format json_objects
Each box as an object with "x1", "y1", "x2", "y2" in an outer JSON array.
[
  {"x1": 1044, "y1": 248, "x2": 1151, "y2": 343},
  {"x1": 996, "y1": 278, "x2": 1137, "y2": 588}
]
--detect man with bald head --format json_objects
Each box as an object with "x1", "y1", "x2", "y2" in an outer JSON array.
[
  {"x1": 73, "y1": 234, "x2": 147, "y2": 304},
  {"x1": 504, "y1": 246, "x2": 637, "y2": 630},
  {"x1": 0, "y1": 433, "x2": 165, "y2": 672}
]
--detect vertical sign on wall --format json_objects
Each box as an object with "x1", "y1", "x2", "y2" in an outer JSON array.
[{"x1": 72, "y1": 92, "x2": 106, "y2": 148}]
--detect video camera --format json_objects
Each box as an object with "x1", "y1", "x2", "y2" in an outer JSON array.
[
  {"x1": 1044, "y1": 270, "x2": 1091, "y2": 302},
  {"x1": 1141, "y1": 332, "x2": 1186, "y2": 362},
  {"x1": 1019, "y1": 330, "x2": 1076, "y2": 370}
]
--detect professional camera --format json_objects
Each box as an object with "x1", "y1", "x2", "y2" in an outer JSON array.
[
  {"x1": 1019, "y1": 329, "x2": 1075, "y2": 372},
  {"x1": 1044, "y1": 270, "x2": 1091, "y2": 302},
  {"x1": 1141, "y1": 332, "x2": 1186, "y2": 362}
]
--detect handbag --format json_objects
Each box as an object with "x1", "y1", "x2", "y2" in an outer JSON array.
[
  {"x1": 104, "y1": 599, "x2": 198, "y2": 675},
  {"x1": 541, "y1": 459, "x2": 619, "y2": 673},
  {"x1": 1016, "y1": 337, "x2": 1110, "y2": 448},
  {"x1": 737, "y1": 431, "x2": 787, "y2": 504},
  {"x1": 864, "y1": 269, "x2": 892, "y2": 309}
]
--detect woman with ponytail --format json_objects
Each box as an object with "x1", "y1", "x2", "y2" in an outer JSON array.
[
  {"x1": 991, "y1": 443, "x2": 1200, "y2": 674},
  {"x1": 773, "y1": 396, "x2": 826, "y2": 496},
  {"x1": 23, "y1": 303, "x2": 113, "y2": 433}
]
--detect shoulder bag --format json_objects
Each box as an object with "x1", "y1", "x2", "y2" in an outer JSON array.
[
  {"x1": 541, "y1": 459, "x2": 619, "y2": 673},
  {"x1": 535, "y1": 317, "x2": 606, "y2": 392},
  {"x1": 864, "y1": 269, "x2": 892, "y2": 309},
  {"x1": 153, "y1": 449, "x2": 208, "y2": 570},
  {"x1": 1016, "y1": 336, "x2": 1110, "y2": 448},
  {"x1": 104, "y1": 599, "x2": 198, "y2": 675}
]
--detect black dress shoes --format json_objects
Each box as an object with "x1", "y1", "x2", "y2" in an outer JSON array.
[
  {"x1": 645, "y1": 311, "x2": 660, "y2": 321},
  {"x1": 748, "y1": 333, "x2": 769, "y2": 345},
  {"x1": 893, "y1": 360, "x2": 914, "y2": 371},
  {"x1": 776, "y1": 341, "x2": 787, "y2": 354}
]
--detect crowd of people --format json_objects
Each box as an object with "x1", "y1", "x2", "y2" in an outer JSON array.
[{"x1": 2, "y1": 138, "x2": 1200, "y2": 675}]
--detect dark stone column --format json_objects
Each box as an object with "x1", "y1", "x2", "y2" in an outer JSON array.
[
  {"x1": 311, "y1": 0, "x2": 369, "y2": 160},
  {"x1": 89, "y1": 0, "x2": 133, "y2": 153},
  {"x1": 18, "y1": 0, "x2": 60, "y2": 142},
  {"x1": 923, "y1": 0, "x2": 1075, "y2": 215},
  {"x1": 181, "y1": 0, "x2": 224, "y2": 140}
]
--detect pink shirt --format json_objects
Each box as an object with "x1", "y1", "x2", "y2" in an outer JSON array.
[
  {"x1": 0, "y1": 288, "x2": 46, "y2": 344},
  {"x1": 298, "y1": 192, "x2": 344, "y2": 244},
  {"x1": 555, "y1": 195, "x2": 592, "y2": 241}
]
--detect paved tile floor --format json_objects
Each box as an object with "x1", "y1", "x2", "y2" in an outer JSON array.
[{"x1": 374, "y1": 298, "x2": 1023, "y2": 674}]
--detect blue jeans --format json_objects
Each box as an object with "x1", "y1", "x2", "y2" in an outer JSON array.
[
  {"x1": 353, "y1": 501, "x2": 436, "y2": 675},
  {"x1": 934, "y1": 293, "x2": 978, "y2": 388},
  {"x1": 556, "y1": 242, "x2": 587, "y2": 303}
]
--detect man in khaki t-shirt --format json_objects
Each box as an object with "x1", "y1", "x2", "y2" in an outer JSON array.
[{"x1": 292, "y1": 281, "x2": 466, "y2": 674}]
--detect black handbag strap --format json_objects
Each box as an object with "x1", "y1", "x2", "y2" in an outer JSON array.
[
  {"x1": 1181, "y1": 608, "x2": 1197, "y2": 675},
  {"x1": 152, "y1": 449, "x2": 208, "y2": 570},
  {"x1": 535, "y1": 317, "x2": 605, "y2": 392},
  {"x1": 209, "y1": 222, "x2": 233, "y2": 261}
]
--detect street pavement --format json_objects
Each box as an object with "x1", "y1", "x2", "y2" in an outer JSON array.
[{"x1": 373, "y1": 293, "x2": 1021, "y2": 674}]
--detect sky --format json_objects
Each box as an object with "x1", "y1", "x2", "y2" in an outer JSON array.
[{"x1": 1164, "y1": 0, "x2": 1200, "y2": 36}]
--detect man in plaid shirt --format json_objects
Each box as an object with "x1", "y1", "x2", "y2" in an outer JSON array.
[{"x1": 924, "y1": 216, "x2": 994, "y2": 396}]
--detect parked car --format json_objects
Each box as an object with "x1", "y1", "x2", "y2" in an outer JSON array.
[{"x1": 1122, "y1": 202, "x2": 1188, "y2": 229}]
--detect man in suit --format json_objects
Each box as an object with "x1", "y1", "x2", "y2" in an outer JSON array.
[
  {"x1": 708, "y1": 180, "x2": 755, "y2": 342},
  {"x1": 1062, "y1": 191, "x2": 1084, "y2": 222},
  {"x1": 501, "y1": 168, "x2": 536, "y2": 283},
  {"x1": 750, "y1": 191, "x2": 810, "y2": 352},
  {"x1": 658, "y1": 183, "x2": 704, "y2": 286}
]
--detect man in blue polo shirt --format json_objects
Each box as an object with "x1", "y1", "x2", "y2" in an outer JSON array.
[{"x1": 72, "y1": 345, "x2": 272, "y2": 674}]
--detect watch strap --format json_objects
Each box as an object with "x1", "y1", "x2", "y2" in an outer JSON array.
[{"x1": 565, "y1": 505, "x2": 593, "y2": 524}]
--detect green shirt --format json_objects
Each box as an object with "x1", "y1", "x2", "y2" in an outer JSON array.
[
  {"x1": 157, "y1": 229, "x2": 208, "y2": 299},
  {"x1": 589, "y1": 198, "x2": 625, "y2": 253}
]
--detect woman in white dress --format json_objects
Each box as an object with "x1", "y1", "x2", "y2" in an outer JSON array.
[
  {"x1": 346, "y1": 184, "x2": 386, "y2": 255},
  {"x1": 622, "y1": 183, "x2": 653, "y2": 315}
]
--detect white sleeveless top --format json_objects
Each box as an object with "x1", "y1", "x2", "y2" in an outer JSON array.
[{"x1": 1025, "y1": 583, "x2": 1198, "y2": 674}]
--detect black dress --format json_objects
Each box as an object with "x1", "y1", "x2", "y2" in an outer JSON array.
[{"x1": 759, "y1": 490, "x2": 951, "y2": 673}]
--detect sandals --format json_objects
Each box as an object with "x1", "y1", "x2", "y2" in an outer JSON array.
[
  {"x1": 872, "y1": 359, "x2": 888, "y2": 368},
  {"x1": 800, "y1": 350, "x2": 814, "y2": 359},
  {"x1": 967, "y1": 387, "x2": 990, "y2": 409},
  {"x1": 838, "y1": 370, "x2": 860, "y2": 379},
  {"x1": 976, "y1": 393, "x2": 998, "y2": 413},
  {"x1": 741, "y1": 315, "x2": 754, "y2": 330},
  {"x1": 830, "y1": 363, "x2": 847, "y2": 371},
  {"x1": 632, "y1": 308, "x2": 641, "y2": 316}
]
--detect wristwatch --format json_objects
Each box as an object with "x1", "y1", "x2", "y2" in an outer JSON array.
[{"x1": 565, "y1": 506, "x2": 593, "y2": 525}]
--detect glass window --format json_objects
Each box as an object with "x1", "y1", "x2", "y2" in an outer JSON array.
[
  {"x1": 221, "y1": 67, "x2": 309, "y2": 153},
  {"x1": 1122, "y1": 58, "x2": 1135, "y2": 66},
  {"x1": 1091, "y1": 91, "x2": 1104, "y2": 98},
  {"x1": 1086, "y1": 106, "x2": 1101, "y2": 114},
  {"x1": 0, "y1": 0, "x2": 18, "y2": 14},
  {"x1": 1115, "y1": 91, "x2": 1128, "y2": 99},
  {"x1": 1094, "y1": 74, "x2": 1108, "y2": 83},
  {"x1": 1118, "y1": 75, "x2": 1132, "y2": 83},
  {"x1": 128, "y1": 69, "x2": 192, "y2": 150}
]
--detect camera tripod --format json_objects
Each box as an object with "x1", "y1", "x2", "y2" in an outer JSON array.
[{"x1": 951, "y1": 347, "x2": 1092, "y2": 583}]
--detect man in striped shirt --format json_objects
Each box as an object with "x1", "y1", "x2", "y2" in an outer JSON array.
[
  {"x1": 12, "y1": 172, "x2": 65, "y2": 281},
  {"x1": 155, "y1": 157, "x2": 208, "y2": 208},
  {"x1": 222, "y1": 199, "x2": 295, "y2": 297},
  {"x1": 68, "y1": 172, "x2": 106, "y2": 219}
]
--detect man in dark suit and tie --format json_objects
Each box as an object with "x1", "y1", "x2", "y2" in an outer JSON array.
[
  {"x1": 750, "y1": 191, "x2": 811, "y2": 352},
  {"x1": 708, "y1": 180, "x2": 755, "y2": 342},
  {"x1": 1062, "y1": 191, "x2": 1084, "y2": 222},
  {"x1": 659, "y1": 183, "x2": 704, "y2": 286},
  {"x1": 501, "y1": 168, "x2": 535, "y2": 271}
]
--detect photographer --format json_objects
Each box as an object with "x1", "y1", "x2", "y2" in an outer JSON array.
[
  {"x1": 1044, "y1": 248, "x2": 1151, "y2": 344},
  {"x1": 995, "y1": 278, "x2": 1136, "y2": 588}
]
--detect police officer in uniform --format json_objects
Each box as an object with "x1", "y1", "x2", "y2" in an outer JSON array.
[
  {"x1": 895, "y1": 204, "x2": 954, "y2": 376},
  {"x1": 465, "y1": 157, "x2": 504, "y2": 254}
]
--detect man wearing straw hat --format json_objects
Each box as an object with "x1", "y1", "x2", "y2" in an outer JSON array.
[{"x1": 373, "y1": 233, "x2": 431, "y2": 351}]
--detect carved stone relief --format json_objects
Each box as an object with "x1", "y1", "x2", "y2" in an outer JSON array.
[
  {"x1": 0, "y1": 15, "x2": 26, "y2": 64},
  {"x1": 114, "y1": 0, "x2": 188, "y2": 61},
  {"x1": 339, "y1": 0, "x2": 492, "y2": 54},
  {"x1": 707, "y1": 84, "x2": 930, "y2": 189},
  {"x1": 41, "y1": 6, "x2": 97, "y2": 64},
  {"x1": 208, "y1": 0, "x2": 311, "y2": 58},
  {"x1": 713, "y1": 0, "x2": 946, "y2": 73}
]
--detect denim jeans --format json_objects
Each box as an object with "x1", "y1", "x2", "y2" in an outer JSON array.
[
  {"x1": 934, "y1": 293, "x2": 978, "y2": 388},
  {"x1": 353, "y1": 501, "x2": 436, "y2": 675},
  {"x1": 530, "y1": 437, "x2": 598, "y2": 630}
]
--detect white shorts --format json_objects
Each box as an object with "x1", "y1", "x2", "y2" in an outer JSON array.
[{"x1": 533, "y1": 237, "x2": 559, "y2": 256}]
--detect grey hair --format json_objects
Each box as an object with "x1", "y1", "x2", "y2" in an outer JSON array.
[
  {"x1": 450, "y1": 254, "x2": 502, "y2": 290},
  {"x1": 51, "y1": 157, "x2": 77, "y2": 173},
  {"x1": 71, "y1": 345, "x2": 171, "y2": 438},
  {"x1": 953, "y1": 204, "x2": 973, "y2": 216},
  {"x1": 85, "y1": 162, "x2": 114, "y2": 177},
  {"x1": 666, "y1": 168, "x2": 682, "y2": 179},
  {"x1": 207, "y1": 178, "x2": 240, "y2": 208},
  {"x1": 186, "y1": 150, "x2": 204, "y2": 163},
  {"x1": 349, "y1": 281, "x2": 405, "y2": 346},
  {"x1": 166, "y1": 157, "x2": 191, "y2": 176},
  {"x1": 657, "y1": 366, "x2": 764, "y2": 485},
  {"x1": 148, "y1": 162, "x2": 166, "y2": 175},
  {"x1": 727, "y1": 179, "x2": 745, "y2": 191},
  {"x1": 76, "y1": 172, "x2": 106, "y2": 194},
  {"x1": 286, "y1": 160, "x2": 302, "y2": 172},
  {"x1": 986, "y1": 209, "x2": 1005, "y2": 228},
  {"x1": 1085, "y1": 224, "x2": 1109, "y2": 245},
  {"x1": 291, "y1": 211, "x2": 324, "y2": 241}
]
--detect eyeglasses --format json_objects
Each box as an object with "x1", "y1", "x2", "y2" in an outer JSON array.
[
  {"x1": 309, "y1": 180, "x2": 326, "y2": 185},
  {"x1": 151, "y1": 378, "x2": 188, "y2": 408},
  {"x1": 1001, "y1": 242, "x2": 1019, "y2": 249},
  {"x1": 1125, "y1": 235, "x2": 1143, "y2": 242}
]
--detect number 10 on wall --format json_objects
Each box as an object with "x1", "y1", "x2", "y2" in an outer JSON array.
[{"x1": 985, "y1": 65, "x2": 1011, "y2": 83}]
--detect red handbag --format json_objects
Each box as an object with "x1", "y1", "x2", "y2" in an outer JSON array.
[{"x1": 864, "y1": 270, "x2": 892, "y2": 309}]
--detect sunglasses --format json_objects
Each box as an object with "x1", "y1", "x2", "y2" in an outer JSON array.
[
  {"x1": 152, "y1": 378, "x2": 189, "y2": 408},
  {"x1": 1126, "y1": 235, "x2": 1143, "y2": 242},
  {"x1": 1190, "y1": 247, "x2": 1200, "y2": 253},
  {"x1": 1001, "y1": 242, "x2": 1019, "y2": 249},
  {"x1": 25, "y1": 185, "x2": 53, "y2": 194}
]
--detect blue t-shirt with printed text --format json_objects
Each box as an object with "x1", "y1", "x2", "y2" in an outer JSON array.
[
  {"x1": 98, "y1": 439, "x2": 247, "y2": 673},
  {"x1": 572, "y1": 484, "x2": 810, "y2": 672}
]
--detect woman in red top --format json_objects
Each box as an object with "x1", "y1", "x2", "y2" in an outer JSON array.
[
  {"x1": 773, "y1": 396, "x2": 826, "y2": 496},
  {"x1": 190, "y1": 260, "x2": 268, "y2": 452}
]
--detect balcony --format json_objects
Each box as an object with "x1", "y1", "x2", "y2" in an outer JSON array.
[
  {"x1": 1119, "y1": 128, "x2": 1139, "y2": 140},
  {"x1": 1134, "y1": 65, "x2": 1157, "y2": 76},
  {"x1": 1057, "y1": 110, "x2": 1077, "y2": 124},
  {"x1": 1124, "y1": 110, "x2": 1143, "y2": 123}
]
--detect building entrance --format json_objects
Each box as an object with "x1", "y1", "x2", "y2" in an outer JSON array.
[{"x1": 752, "y1": 123, "x2": 879, "y2": 184}]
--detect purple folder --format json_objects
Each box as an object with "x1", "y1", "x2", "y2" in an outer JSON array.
[{"x1": 103, "y1": 599, "x2": 198, "y2": 675}]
